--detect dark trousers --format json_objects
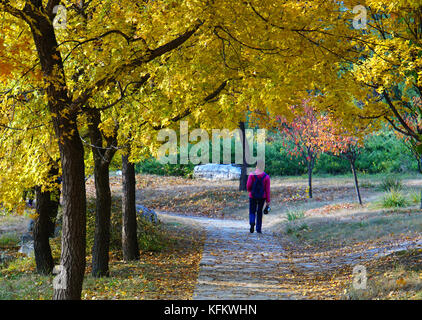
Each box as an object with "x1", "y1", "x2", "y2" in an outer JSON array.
[{"x1": 249, "y1": 198, "x2": 265, "y2": 232}]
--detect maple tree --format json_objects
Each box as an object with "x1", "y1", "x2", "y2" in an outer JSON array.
[
  {"x1": 393, "y1": 96, "x2": 422, "y2": 208},
  {"x1": 277, "y1": 100, "x2": 333, "y2": 199},
  {"x1": 0, "y1": 87, "x2": 62, "y2": 274},
  {"x1": 277, "y1": 99, "x2": 364, "y2": 202},
  {"x1": 324, "y1": 129, "x2": 364, "y2": 205},
  {"x1": 0, "y1": 0, "x2": 247, "y2": 298},
  {"x1": 0, "y1": 0, "x2": 234, "y2": 299},
  {"x1": 1, "y1": 0, "x2": 422, "y2": 300}
]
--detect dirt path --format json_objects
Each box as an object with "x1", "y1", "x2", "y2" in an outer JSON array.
[
  {"x1": 158, "y1": 203, "x2": 422, "y2": 300},
  {"x1": 159, "y1": 212, "x2": 298, "y2": 300},
  {"x1": 116, "y1": 175, "x2": 422, "y2": 299}
]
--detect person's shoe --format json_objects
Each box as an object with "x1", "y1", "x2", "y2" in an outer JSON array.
[
  {"x1": 250, "y1": 224, "x2": 255, "y2": 233},
  {"x1": 257, "y1": 230, "x2": 262, "y2": 234}
]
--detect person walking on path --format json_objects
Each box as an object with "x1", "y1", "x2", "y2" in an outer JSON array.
[{"x1": 246, "y1": 161, "x2": 271, "y2": 234}]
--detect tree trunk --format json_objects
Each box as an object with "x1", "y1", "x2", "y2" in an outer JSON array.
[
  {"x1": 419, "y1": 156, "x2": 422, "y2": 210},
  {"x1": 33, "y1": 177, "x2": 60, "y2": 275},
  {"x1": 91, "y1": 162, "x2": 111, "y2": 277},
  {"x1": 122, "y1": 154, "x2": 139, "y2": 261},
  {"x1": 239, "y1": 121, "x2": 248, "y2": 191},
  {"x1": 307, "y1": 156, "x2": 315, "y2": 199},
  {"x1": 28, "y1": 4, "x2": 87, "y2": 300},
  {"x1": 53, "y1": 127, "x2": 86, "y2": 300},
  {"x1": 350, "y1": 159, "x2": 363, "y2": 205},
  {"x1": 88, "y1": 110, "x2": 114, "y2": 277}
]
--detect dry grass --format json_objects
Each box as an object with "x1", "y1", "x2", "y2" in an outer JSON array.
[{"x1": 0, "y1": 213, "x2": 205, "y2": 300}]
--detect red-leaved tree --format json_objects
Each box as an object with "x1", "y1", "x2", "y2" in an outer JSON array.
[
  {"x1": 277, "y1": 100, "x2": 332, "y2": 198},
  {"x1": 277, "y1": 99, "x2": 363, "y2": 203},
  {"x1": 324, "y1": 130, "x2": 363, "y2": 205}
]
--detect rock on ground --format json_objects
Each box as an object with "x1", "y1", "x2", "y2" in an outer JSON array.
[
  {"x1": 136, "y1": 204, "x2": 159, "y2": 223},
  {"x1": 194, "y1": 164, "x2": 241, "y2": 181}
]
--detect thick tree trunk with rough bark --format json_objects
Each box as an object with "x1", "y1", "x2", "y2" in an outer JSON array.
[
  {"x1": 53, "y1": 128, "x2": 86, "y2": 300},
  {"x1": 418, "y1": 157, "x2": 422, "y2": 209},
  {"x1": 27, "y1": 5, "x2": 87, "y2": 299},
  {"x1": 122, "y1": 154, "x2": 139, "y2": 261},
  {"x1": 33, "y1": 175, "x2": 60, "y2": 275},
  {"x1": 21, "y1": 0, "x2": 199, "y2": 300}
]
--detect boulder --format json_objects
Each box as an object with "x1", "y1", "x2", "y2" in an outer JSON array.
[
  {"x1": 136, "y1": 204, "x2": 158, "y2": 224},
  {"x1": 21, "y1": 232, "x2": 33, "y2": 243},
  {"x1": 193, "y1": 164, "x2": 241, "y2": 180},
  {"x1": 18, "y1": 233, "x2": 34, "y2": 257},
  {"x1": 28, "y1": 219, "x2": 34, "y2": 233}
]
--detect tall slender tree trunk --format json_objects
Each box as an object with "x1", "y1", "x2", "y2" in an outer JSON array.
[
  {"x1": 122, "y1": 154, "x2": 139, "y2": 261},
  {"x1": 418, "y1": 156, "x2": 422, "y2": 210},
  {"x1": 88, "y1": 110, "x2": 115, "y2": 277},
  {"x1": 307, "y1": 155, "x2": 315, "y2": 199},
  {"x1": 33, "y1": 171, "x2": 60, "y2": 275},
  {"x1": 419, "y1": 188, "x2": 422, "y2": 210},
  {"x1": 239, "y1": 121, "x2": 248, "y2": 191},
  {"x1": 91, "y1": 162, "x2": 111, "y2": 277},
  {"x1": 350, "y1": 159, "x2": 363, "y2": 205}
]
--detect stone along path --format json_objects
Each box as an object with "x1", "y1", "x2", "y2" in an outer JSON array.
[{"x1": 158, "y1": 213, "x2": 296, "y2": 300}]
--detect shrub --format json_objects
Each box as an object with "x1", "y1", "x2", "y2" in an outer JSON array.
[
  {"x1": 382, "y1": 190, "x2": 409, "y2": 208},
  {"x1": 314, "y1": 153, "x2": 350, "y2": 174},
  {"x1": 0, "y1": 232, "x2": 20, "y2": 248},
  {"x1": 380, "y1": 175, "x2": 403, "y2": 192},
  {"x1": 355, "y1": 129, "x2": 417, "y2": 174},
  {"x1": 135, "y1": 158, "x2": 194, "y2": 177},
  {"x1": 286, "y1": 210, "x2": 305, "y2": 221},
  {"x1": 137, "y1": 218, "x2": 169, "y2": 252},
  {"x1": 133, "y1": 127, "x2": 419, "y2": 178},
  {"x1": 86, "y1": 196, "x2": 169, "y2": 254},
  {"x1": 409, "y1": 191, "x2": 421, "y2": 205}
]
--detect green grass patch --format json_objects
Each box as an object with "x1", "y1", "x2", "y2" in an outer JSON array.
[
  {"x1": 381, "y1": 190, "x2": 409, "y2": 208},
  {"x1": 0, "y1": 232, "x2": 20, "y2": 248},
  {"x1": 286, "y1": 209, "x2": 305, "y2": 222},
  {"x1": 285, "y1": 222, "x2": 310, "y2": 239},
  {"x1": 284, "y1": 210, "x2": 422, "y2": 245},
  {"x1": 380, "y1": 175, "x2": 403, "y2": 192}
]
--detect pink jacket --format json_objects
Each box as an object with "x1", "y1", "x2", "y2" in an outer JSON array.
[{"x1": 246, "y1": 170, "x2": 271, "y2": 203}]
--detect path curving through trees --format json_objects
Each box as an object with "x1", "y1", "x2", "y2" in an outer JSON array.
[
  {"x1": 158, "y1": 208, "x2": 422, "y2": 300},
  {"x1": 159, "y1": 212, "x2": 298, "y2": 299}
]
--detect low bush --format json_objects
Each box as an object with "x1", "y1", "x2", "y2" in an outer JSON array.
[
  {"x1": 382, "y1": 190, "x2": 409, "y2": 208},
  {"x1": 135, "y1": 158, "x2": 194, "y2": 177},
  {"x1": 380, "y1": 175, "x2": 403, "y2": 192},
  {"x1": 133, "y1": 127, "x2": 419, "y2": 178},
  {"x1": 286, "y1": 210, "x2": 305, "y2": 222},
  {"x1": 409, "y1": 191, "x2": 421, "y2": 205},
  {"x1": 0, "y1": 232, "x2": 20, "y2": 248},
  {"x1": 86, "y1": 196, "x2": 169, "y2": 254}
]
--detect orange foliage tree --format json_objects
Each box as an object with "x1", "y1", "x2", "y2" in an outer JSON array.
[{"x1": 277, "y1": 99, "x2": 363, "y2": 203}]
